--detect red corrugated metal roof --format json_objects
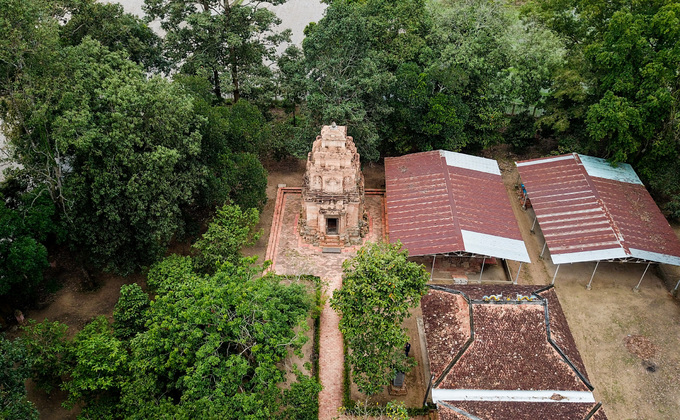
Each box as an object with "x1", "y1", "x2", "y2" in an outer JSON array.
[
  {"x1": 517, "y1": 154, "x2": 680, "y2": 266},
  {"x1": 385, "y1": 151, "x2": 529, "y2": 261}
]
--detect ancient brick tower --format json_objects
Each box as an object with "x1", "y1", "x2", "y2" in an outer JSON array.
[{"x1": 300, "y1": 123, "x2": 366, "y2": 247}]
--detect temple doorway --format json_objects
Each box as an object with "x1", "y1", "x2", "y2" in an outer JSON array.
[{"x1": 326, "y1": 218, "x2": 338, "y2": 235}]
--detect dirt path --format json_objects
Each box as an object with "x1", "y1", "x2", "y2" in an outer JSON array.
[
  {"x1": 318, "y1": 272, "x2": 346, "y2": 420},
  {"x1": 498, "y1": 159, "x2": 548, "y2": 286}
]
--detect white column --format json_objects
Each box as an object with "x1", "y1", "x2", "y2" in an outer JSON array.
[
  {"x1": 505, "y1": 260, "x2": 513, "y2": 282},
  {"x1": 586, "y1": 261, "x2": 600, "y2": 290},
  {"x1": 514, "y1": 262, "x2": 523, "y2": 284},
  {"x1": 430, "y1": 255, "x2": 436, "y2": 280},
  {"x1": 551, "y1": 264, "x2": 560, "y2": 285},
  {"x1": 633, "y1": 262, "x2": 651, "y2": 291},
  {"x1": 479, "y1": 257, "x2": 486, "y2": 283}
]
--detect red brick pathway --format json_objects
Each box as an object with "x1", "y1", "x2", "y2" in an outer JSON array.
[
  {"x1": 318, "y1": 272, "x2": 345, "y2": 420},
  {"x1": 267, "y1": 189, "x2": 385, "y2": 419}
]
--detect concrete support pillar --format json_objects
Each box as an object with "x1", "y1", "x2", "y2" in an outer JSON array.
[
  {"x1": 479, "y1": 257, "x2": 486, "y2": 283},
  {"x1": 430, "y1": 255, "x2": 436, "y2": 280},
  {"x1": 633, "y1": 262, "x2": 652, "y2": 291},
  {"x1": 586, "y1": 261, "x2": 600, "y2": 290},
  {"x1": 514, "y1": 262, "x2": 523, "y2": 285},
  {"x1": 551, "y1": 264, "x2": 560, "y2": 285}
]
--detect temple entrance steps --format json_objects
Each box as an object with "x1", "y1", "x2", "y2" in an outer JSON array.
[{"x1": 321, "y1": 236, "x2": 343, "y2": 248}]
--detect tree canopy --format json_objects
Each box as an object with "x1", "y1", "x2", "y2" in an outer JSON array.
[
  {"x1": 0, "y1": 190, "x2": 56, "y2": 298},
  {"x1": 331, "y1": 241, "x2": 429, "y2": 396},
  {"x1": 191, "y1": 203, "x2": 262, "y2": 274},
  {"x1": 302, "y1": 0, "x2": 564, "y2": 159},
  {"x1": 15, "y1": 207, "x2": 320, "y2": 418},
  {"x1": 18, "y1": 268, "x2": 317, "y2": 418},
  {"x1": 1, "y1": 0, "x2": 269, "y2": 273},
  {"x1": 144, "y1": 0, "x2": 291, "y2": 103},
  {"x1": 60, "y1": 0, "x2": 167, "y2": 73},
  {"x1": 123, "y1": 267, "x2": 311, "y2": 418},
  {"x1": 3, "y1": 38, "x2": 206, "y2": 273}
]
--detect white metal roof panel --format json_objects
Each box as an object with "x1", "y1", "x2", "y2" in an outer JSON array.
[
  {"x1": 550, "y1": 248, "x2": 628, "y2": 265},
  {"x1": 461, "y1": 230, "x2": 531, "y2": 263},
  {"x1": 432, "y1": 389, "x2": 595, "y2": 404},
  {"x1": 516, "y1": 155, "x2": 574, "y2": 167},
  {"x1": 629, "y1": 249, "x2": 680, "y2": 266},
  {"x1": 579, "y1": 155, "x2": 643, "y2": 185},
  {"x1": 441, "y1": 150, "x2": 501, "y2": 175}
]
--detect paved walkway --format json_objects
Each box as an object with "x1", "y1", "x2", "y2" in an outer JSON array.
[
  {"x1": 267, "y1": 190, "x2": 385, "y2": 419},
  {"x1": 318, "y1": 272, "x2": 345, "y2": 420}
]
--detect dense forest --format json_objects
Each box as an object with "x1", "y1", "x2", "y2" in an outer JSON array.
[{"x1": 1, "y1": 0, "x2": 679, "y2": 418}]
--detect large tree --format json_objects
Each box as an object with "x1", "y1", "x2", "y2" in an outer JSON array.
[
  {"x1": 400, "y1": 0, "x2": 564, "y2": 152},
  {"x1": 22, "y1": 263, "x2": 319, "y2": 418},
  {"x1": 331, "y1": 241, "x2": 429, "y2": 397},
  {"x1": 144, "y1": 0, "x2": 291, "y2": 103},
  {"x1": 122, "y1": 268, "x2": 312, "y2": 418},
  {"x1": 3, "y1": 38, "x2": 206, "y2": 273},
  {"x1": 303, "y1": 0, "x2": 429, "y2": 161},
  {"x1": 173, "y1": 74, "x2": 269, "y2": 210},
  {"x1": 0, "y1": 0, "x2": 63, "y2": 96}
]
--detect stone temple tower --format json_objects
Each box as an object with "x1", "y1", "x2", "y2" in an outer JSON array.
[{"x1": 300, "y1": 124, "x2": 366, "y2": 247}]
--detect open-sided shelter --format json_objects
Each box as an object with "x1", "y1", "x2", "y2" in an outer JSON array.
[
  {"x1": 385, "y1": 150, "x2": 530, "y2": 282},
  {"x1": 516, "y1": 153, "x2": 680, "y2": 289}
]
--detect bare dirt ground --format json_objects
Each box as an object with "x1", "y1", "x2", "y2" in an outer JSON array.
[{"x1": 244, "y1": 157, "x2": 307, "y2": 263}]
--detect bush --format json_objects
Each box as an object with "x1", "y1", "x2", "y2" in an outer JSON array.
[
  {"x1": 62, "y1": 316, "x2": 127, "y2": 410},
  {"x1": 21, "y1": 320, "x2": 69, "y2": 393},
  {"x1": 192, "y1": 203, "x2": 261, "y2": 274},
  {"x1": 331, "y1": 242, "x2": 429, "y2": 396},
  {"x1": 282, "y1": 373, "x2": 322, "y2": 420},
  {"x1": 0, "y1": 336, "x2": 39, "y2": 420},
  {"x1": 113, "y1": 283, "x2": 150, "y2": 340},
  {"x1": 230, "y1": 153, "x2": 268, "y2": 212}
]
